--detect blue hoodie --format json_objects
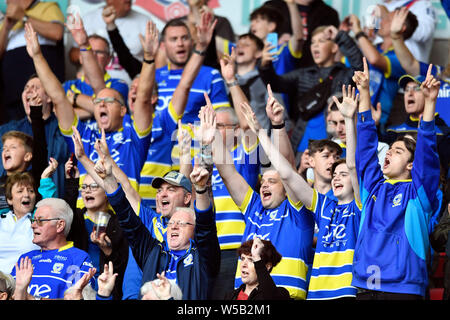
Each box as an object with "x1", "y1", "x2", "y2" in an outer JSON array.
[{"x1": 352, "y1": 110, "x2": 440, "y2": 296}]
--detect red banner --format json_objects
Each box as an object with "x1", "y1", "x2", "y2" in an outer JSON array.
[{"x1": 135, "y1": 0, "x2": 220, "y2": 22}]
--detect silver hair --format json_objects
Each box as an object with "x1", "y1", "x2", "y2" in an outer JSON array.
[
  {"x1": 0, "y1": 271, "x2": 15, "y2": 298},
  {"x1": 140, "y1": 278, "x2": 183, "y2": 300},
  {"x1": 215, "y1": 107, "x2": 239, "y2": 126},
  {"x1": 35, "y1": 198, "x2": 73, "y2": 237},
  {"x1": 174, "y1": 207, "x2": 196, "y2": 224}
]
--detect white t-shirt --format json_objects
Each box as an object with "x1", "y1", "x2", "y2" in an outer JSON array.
[
  {"x1": 82, "y1": 8, "x2": 151, "y2": 84},
  {"x1": 0, "y1": 211, "x2": 40, "y2": 273}
]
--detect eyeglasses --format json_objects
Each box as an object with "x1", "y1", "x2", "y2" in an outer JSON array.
[
  {"x1": 30, "y1": 217, "x2": 61, "y2": 226},
  {"x1": 92, "y1": 50, "x2": 109, "y2": 56},
  {"x1": 167, "y1": 220, "x2": 194, "y2": 228},
  {"x1": 404, "y1": 86, "x2": 421, "y2": 93},
  {"x1": 92, "y1": 97, "x2": 124, "y2": 106},
  {"x1": 80, "y1": 183, "x2": 100, "y2": 192},
  {"x1": 216, "y1": 123, "x2": 237, "y2": 129}
]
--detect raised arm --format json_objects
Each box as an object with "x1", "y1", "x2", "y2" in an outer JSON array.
[
  {"x1": 352, "y1": 57, "x2": 371, "y2": 113},
  {"x1": 348, "y1": 14, "x2": 388, "y2": 72},
  {"x1": 421, "y1": 64, "x2": 440, "y2": 122},
  {"x1": 103, "y1": 6, "x2": 142, "y2": 79},
  {"x1": 190, "y1": 156, "x2": 213, "y2": 211},
  {"x1": 285, "y1": 0, "x2": 304, "y2": 54},
  {"x1": 67, "y1": 15, "x2": 105, "y2": 95},
  {"x1": 390, "y1": 7, "x2": 420, "y2": 76},
  {"x1": 24, "y1": 22, "x2": 75, "y2": 131},
  {"x1": 332, "y1": 85, "x2": 361, "y2": 204},
  {"x1": 200, "y1": 94, "x2": 251, "y2": 207},
  {"x1": 132, "y1": 20, "x2": 159, "y2": 133},
  {"x1": 171, "y1": 11, "x2": 217, "y2": 118},
  {"x1": 219, "y1": 47, "x2": 252, "y2": 131},
  {"x1": 265, "y1": 84, "x2": 295, "y2": 168},
  {"x1": 240, "y1": 100, "x2": 314, "y2": 207}
]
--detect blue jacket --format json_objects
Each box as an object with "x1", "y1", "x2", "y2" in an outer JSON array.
[
  {"x1": 0, "y1": 114, "x2": 70, "y2": 198},
  {"x1": 353, "y1": 110, "x2": 440, "y2": 296},
  {"x1": 107, "y1": 185, "x2": 220, "y2": 300}
]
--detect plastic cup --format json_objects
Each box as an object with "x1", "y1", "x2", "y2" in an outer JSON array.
[{"x1": 94, "y1": 211, "x2": 110, "y2": 239}]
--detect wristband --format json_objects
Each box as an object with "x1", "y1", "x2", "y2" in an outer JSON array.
[
  {"x1": 193, "y1": 48, "x2": 206, "y2": 56},
  {"x1": 226, "y1": 80, "x2": 238, "y2": 88},
  {"x1": 143, "y1": 58, "x2": 155, "y2": 65},
  {"x1": 80, "y1": 45, "x2": 92, "y2": 52},
  {"x1": 272, "y1": 122, "x2": 285, "y2": 129},
  {"x1": 195, "y1": 187, "x2": 208, "y2": 194},
  {"x1": 355, "y1": 31, "x2": 366, "y2": 40},
  {"x1": 73, "y1": 93, "x2": 79, "y2": 107}
]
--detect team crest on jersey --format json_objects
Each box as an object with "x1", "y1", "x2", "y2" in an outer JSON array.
[
  {"x1": 183, "y1": 254, "x2": 193, "y2": 267},
  {"x1": 51, "y1": 263, "x2": 64, "y2": 274},
  {"x1": 392, "y1": 193, "x2": 403, "y2": 207}
]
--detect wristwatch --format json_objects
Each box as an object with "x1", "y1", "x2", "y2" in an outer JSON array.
[
  {"x1": 33, "y1": 294, "x2": 42, "y2": 300},
  {"x1": 22, "y1": 15, "x2": 29, "y2": 24}
]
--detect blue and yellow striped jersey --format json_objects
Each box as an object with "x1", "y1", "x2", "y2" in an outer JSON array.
[
  {"x1": 139, "y1": 103, "x2": 182, "y2": 208},
  {"x1": 155, "y1": 64, "x2": 230, "y2": 124},
  {"x1": 211, "y1": 140, "x2": 260, "y2": 250},
  {"x1": 60, "y1": 116, "x2": 151, "y2": 208},
  {"x1": 306, "y1": 189, "x2": 361, "y2": 300}
]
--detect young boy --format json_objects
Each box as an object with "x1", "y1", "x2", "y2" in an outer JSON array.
[
  {"x1": 0, "y1": 131, "x2": 33, "y2": 213},
  {"x1": 352, "y1": 59, "x2": 441, "y2": 299},
  {"x1": 258, "y1": 24, "x2": 363, "y2": 152}
]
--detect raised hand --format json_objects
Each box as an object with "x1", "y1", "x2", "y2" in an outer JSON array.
[
  {"x1": 65, "y1": 155, "x2": 80, "y2": 179},
  {"x1": 421, "y1": 64, "x2": 441, "y2": 102},
  {"x1": 24, "y1": 22, "x2": 41, "y2": 58},
  {"x1": 332, "y1": 84, "x2": 359, "y2": 119},
  {"x1": 251, "y1": 236, "x2": 264, "y2": 262},
  {"x1": 261, "y1": 41, "x2": 276, "y2": 67},
  {"x1": 352, "y1": 57, "x2": 370, "y2": 92},
  {"x1": 97, "y1": 261, "x2": 118, "y2": 298},
  {"x1": 14, "y1": 257, "x2": 33, "y2": 295},
  {"x1": 66, "y1": 13, "x2": 89, "y2": 47},
  {"x1": 177, "y1": 119, "x2": 192, "y2": 164},
  {"x1": 390, "y1": 7, "x2": 409, "y2": 39},
  {"x1": 196, "y1": 93, "x2": 217, "y2": 146},
  {"x1": 139, "y1": 20, "x2": 159, "y2": 60},
  {"x1": 219, "y1": 47, "x2": 237, "y2": 83},
  {"x1": 71, "y1": 126, "x2": 87, "y2": 161},
  {"x1": 265, "y1": 84, "x2": 284, "y2": 126},
  {"x1": 195, "y1": 10, "x2": 217, "y2": 51},
  {"x1": 64, "y1": 267, "x2": 96, "y2": 300},
  {"x1": 190, "y1": 155, "x2": 210, "y2": 190},
  {"x1": 102, "y1": 5, "x2": 117, "y2": 29},
  {"x1": 41, "y1": 157, "x2": 59, "y2": 179},
  {"x1": 240, "y1": 101, "x2": 261, "y2": 134},
  {"x1": 151, "y1": 271, "x2": 172, "y2": 300}
]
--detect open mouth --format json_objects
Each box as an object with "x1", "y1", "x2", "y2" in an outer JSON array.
[
  {"x1": 21, "y1": 200, "x2": 31, "y2": 207},
  {"x1": 160, "y1": 199, "x2": 170, "y2": 209},
  {"x1": 333, "y1": 183, "x2": 343, "y2": 192},
  {"x1": 383, "y1": 158, "x2": 390, "y2": 169},
  {"x1": 84, "y1": 195, "x2": 95, "y2": 204},
  {"x1": 262, "y1": 190, "x2": 272, "y2": 201},
  {"x1": 170, "y1": 232, "x2": 179, "y2": 240}
]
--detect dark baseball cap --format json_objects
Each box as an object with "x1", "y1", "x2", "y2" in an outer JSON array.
[
  {"x1": 151, "y1": 171, "x2": 192, "y2": 193},
  {"x1": 398, "y1": 74, "x2": 426, "y2": 90}
]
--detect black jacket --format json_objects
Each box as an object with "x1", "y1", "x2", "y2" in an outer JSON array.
[
  {"x1": 65, "y1": 177, "x2": 129, "y2": 300},
  {"x1": 224, "y1": 260, "x2": 291, "y2": 300},
  {"x1": 259, "y1": 30, "x2": 363, "y2": 122}
]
